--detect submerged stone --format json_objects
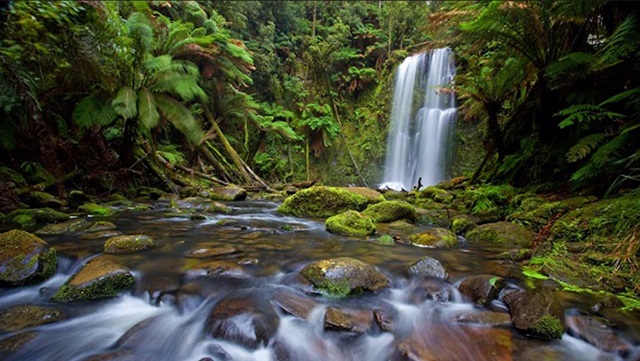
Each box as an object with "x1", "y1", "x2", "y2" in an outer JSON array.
[
  {"x1": 187, "y1": 260, "x2": 247, "y2": 278},
  {"x1": 325, "y1": 210, "x2": 376, "y2": 237},
  {"x1": 184, "y1": 244, "x2": 239, "y2": 258},
  {"x1": 272, "y1": 288, "x2": 319, "y2": 319},
  {"x1": 362, "y1": 200, "x2": 416, "y2": 223},
  {"x1": 0, "y1": 230, "x2": 57, "y2": 286},
  {"x1": 409, "y1": 227, "x2": 457, "y2": 248},
  {"x1": 301, "y1": 257, "x2": 389, "y2": 297},
  {"x1": 0, "y1": 305, "x2": 64, "y2": 332},
  {"x1": 104, "y1": 234, "x2": 155, "y2": 254},
  {"x1": 51, "y1": 256, "x2": 135, "y2": 302},
  {"x1": 278, "y1": 186, "x2": 384, "y2": 218},
  {"x1": 323, "y1": 307, "x2": 373, "y2": 333},
  {"x1": 566, "y1": 314, "x2": 631, "y2": 353},
  {"x1": 0, "y1": 332, "x2": 38, "y2": 359},
  {"x1": 84, "y1": 221, "x2": 118, "y2": 233}
]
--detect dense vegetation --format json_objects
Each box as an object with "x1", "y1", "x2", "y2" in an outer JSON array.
[{"x1": 0, "y1": 0, "x2": 638, "y2": 199}]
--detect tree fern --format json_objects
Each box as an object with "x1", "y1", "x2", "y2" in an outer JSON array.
[
  {"x1": 73, "y1": 95, "x2": 118, "y2": 129},
  {"x1": 566, "y1": 133, "x2": 606, "y2": 163},
  {"x1": 555, "y1": 104, "x2": 623, "y2": 128},
  {"x1": 596, "y1": 13, "x2": 640, "y2": 70},
  {"x1": 137, "y1": 88, "x2": 159, "y2": 129},
  {"x1": 155, "y1": 94, "x2": 203, "y2": 145},
  {"x1": 112, "y1": 87, "x2": 138, "y2": 120}
]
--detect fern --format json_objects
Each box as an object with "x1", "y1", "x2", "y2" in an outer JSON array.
[
  {"x1": 112, "y1": 87, "x2": 138, "y2": 120},
  {"x1": 155, "y1": 94, "x2": 203, "y2": 145},
  {"x1": 596, "y1": 13, "x2": 640, "y2": 70},
  {"x1": 137, "y1": 88, "x2": 159, "y2": 129},
  {"x1": 157, "y1": 144, "x2": 185, "y2": 165},
  {"x1": 555, "y1": 104, "x2": 623, "y2": 129},
  {"x1": 73, "y1": 95, "x2": 117, "y2": 129},
  {"x1": 566, "y1": 133, "x2": 606, "y2": 163}
]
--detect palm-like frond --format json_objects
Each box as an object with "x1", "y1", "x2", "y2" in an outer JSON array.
[
  {"x1": 566, "y1": 133, "x2": 606, "y2": 162},
  {"x1": 155, "y1": 93, "x2": 203, "y2": 144},
  {"x1": 73, "y1": 95, "x2": 118, "y2": 129},
  {"x1": 596, "y1": 13, "x2": 640, "y2": 70},
  {"x1": 137, "y1": 87, "x2": 160, "y2": 129},
  {"x1": 112, "y1": 86, "x2": 138, "y2": 119}
]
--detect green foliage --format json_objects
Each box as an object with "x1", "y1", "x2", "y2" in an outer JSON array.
[{"x1": 73, "y1": 96, "x2": 118, "y2": 129}]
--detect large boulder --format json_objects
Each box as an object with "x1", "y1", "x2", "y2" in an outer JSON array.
[
  {"x1": 407, "y1": 256, "x2": 448, "y2": 280},
  {"x1": 103, "y1": 234, "x2": 155, "y2": 254},
  {"x1": 0, "y1": 230, "x2": 57, "y2": 286},
  {"x1": 301, "y1": 257, "x2": 389, "y2": 297},
  {"x1": 206, "y1": 294, "x2": 279, "y2": 349},
  {"x1": 3, "y1": 208, "x2": 70, "y2": 228},
  {"x1": 503, "y1": 287, "x2": 564, "y2": 340},
  {"x1": 20, "y1": 191, "x2": 64, "y2": 209},
  {"x1": 209, "y1": 184, "x2": 247, "y2": 201},
  {"x1": 409, "y1": 227, "x2": 457, "y2": 248},
  {"x1": 465, "y1": 221, "x2": 533, "y2": 247},
  {"x1": 278, "y1": 186, "x2": 384, "y2": 218},
  {"x1": 362, "y1": 200, "x2": 416, "y2": 223},
  {"x1": 457, "y1": 274, "x2": 506, "y2": 306},
  {"x1": 78, "y1": 203, "x2": 115, "y2": 216},
  {"x1": 35, "y1": 218, "x2": 91, "y2": 236},
  {"x1": 325, "y1": 210, "x2": 375, "y2": 237},
  {"x1": 51, "y1": 256, "x2": 135, "y2": 302},
  {"x1": 323, "y1": 307, "x2": 373, "y2": 333},
  {"x1": 565, "y1": 314, "x2": 631, "y2": 353}
]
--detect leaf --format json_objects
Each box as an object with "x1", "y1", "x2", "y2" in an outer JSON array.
[
  {"x1": 488, "y1": 276, "x2": 501, "y2": 287},
  {"x1": 137, "y1": 88, "x2": 159, "y2": 130},
  {"x1": 155, "y1": 94, "x2": 203, "y2": 144},
  {"x1": 566, "y1": 133, "x2": 606, "y2": 163},
  {"x1": 73, "y1": 95, "x2": 118, "y2": 129},
  {"x1": 112, "y1": 87, "x2": 138, "y2": 120}
]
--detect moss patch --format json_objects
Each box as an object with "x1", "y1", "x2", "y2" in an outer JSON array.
[
  {"x1": 531, "y1": 314, "x2": 564, "y2": 340},
  {"x1": 0, "y1": 230, "x2": 57, "y2": 286},
  {"x1": 409, "y1": 227, "x2": 457, "y2": 248},
  {"x1": 362, "y1": 200, "x2": 416, "y2": 223},
  {"x1": 104, "y1": 234, "x2": 155, "y2": 254},
  {"x1": 465, "y1": 221, "x2": 533, "y2": 247},
  {"x1": 278, "y1": 186, "x2": 384, "y2": 218},
  {"x1": 4, "y1": 208, "x2": 69, "y2": 227},
  {"x1": 326, "y1": 210, "x2": 375, "y2": 237},
  {"x1": 78, "y1": 203, "x2": 115, "y2": 216}
]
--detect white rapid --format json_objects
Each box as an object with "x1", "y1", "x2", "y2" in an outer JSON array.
[{"x1": 381, "y1": 48, "x2": 457, "y2": 191}]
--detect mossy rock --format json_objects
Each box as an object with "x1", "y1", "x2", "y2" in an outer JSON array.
[
  {"x1": 301, "y1": 257, "x2": 389, "y2": 297},
  {"x1": 68, "y1": 190, "x2": 90, "y2": 208},
  {"x1": 0, "y1": 230, "x2": 57, "y2": 286},
  {"x1": 21, "y1": 191, "x2": 64, "y2": 209},
  {"x1": 507, "y1": 195, "x2": 593, "y2": 232},
  {"x1": 451, "y1": 214, "x2": 478, "y2": 235},
  {"x1": 415, "y1": 208, "x2": 453, "y2": 227},
  {"x1": 35, "y1": 218, "x2": 91, "y2": 236},
  {"x1": 4, "y1": 208, "x2": 70, "y2": 227},
  {"x1": 278, "y1": 186, "x2": 384, "y2": 218},
  {"x1": 209, "y1": 184, "x2": 247, "y2": 201},
  {"x1": 0, "y1": 305, "x2": 64, "y2": 332},
  {"x1": 104, "y1": 234, "x2": 155, "y2": 254},
  {"x1": 206, "y1": 201, "x2": 232, "y2": 214},
  {"x1": 137, "y1": 187, "x2": 164, "y2": 200},
  {"x1": 84, "y1": 221, "x2": 117, "y2": 233},
  {"x1": 362, "y1": 200, "x2": 416, "y2": 223},
  {"x1": 109, "y1": 193, "x2": 128, "y2": 202},
  {"x1": 457, "y1": 275, "x2": 506, "y2": 306},
  {"x1": 465, "y1": 221, "x2": 533, "y2": 247},
  {"x1": 376, "y1": 234, "x2": 395, "y2": 245},
  {"x1": 504, "y1": 287, "x2": 564, "y2": 340},
  {"x1": 417, "y1": 186, "x2": 454, "y2": 203},
  {"x1": 78, "y1": 202, "x2": 115, "y2": 216},
  {"x1": 325, "y1": 210, "x2": 376, "y2": 237},
  {"x1": 51, "y1": 256, "x2": 135, "y2": 302},
  {"x1": 409, "y1": 227, "x2": 457, "y2": 248}
]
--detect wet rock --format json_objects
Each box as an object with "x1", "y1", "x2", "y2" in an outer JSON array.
[
  {"x1": 495, "y1": 249, "x2": 532, "y2": 262},
  {"x1": 465, "y1": 222, "x2": 533, "y2": 247},
  {"x1": 78, "y1": 202, "x2": 115, "y2": 216},
  {"x1": 415, "y1": 208, "x2": 452, "y2": 228},
  {"x1": 503, "y1": 287, "x2": 564, "y2": 340},
  {"x1": 409, "y1": 227, "x2": 457, "y2": 248},
  {"x1": 0, "y1": 332, "x2": 38, "y2": 359},
  {"x1": 51, "y1": 256, "x2": 135, "y2": 302},
  {"x1": 362, "y1": 200, "x2": 417, "y2": 223},
  {"x1": 68, "y1": 190, "x2": 90, "y2": 208},
  {"x1": 4, "y1": 207, "x2": 70, "y2": 227},
  {"x1": 188, "y1": 260, "x2": 248, "y2": 278},
  {"x1": 137, "y1": 187, "x2": 164, "y2": 200},
  {"x1": 451, "y1": 214, "x2": 479, "y2": 235},
  {"x1": 457, "y1": 274, "x2": 506, "y2": 306},
  {"x1": 21, "y1": 191, "x2": 64, "y2": 209},
  {"x1": 301, "y1": 257, "x2": 389, "y2": 297},
  {"x1": 78, "y1": 230, "x2": 122, "y2": 240},
  {"x1": 210, "y1": 184, "x2": 247, "y2": 201},
  {"x1": 455, "y1": 311, "x2": 512, "y2": 327},
  {"x1": 394, "y1": 325, "x2": 512, "y2": 361},
  {"x1": 408, "y1": 278, "x2": 455, "y2": 303},
  {"x1": 138, "y1": 275, "x2": 180, "y2": 299},
  {"x1": 592, "y1": 295, "x2": 624, "y2": 312},
  {"x1": 0, "y1": 229, "x2": 57, "y2": 286},
  {"x1": 205, "y1": 201, "x2": 232, "y2": 214},
  {"x1": 272, "y1": 288, "x2": 319, "y2": 319},
  {"x1": 104, "y1": 234, "x2": 155, "y2": 254},
  {"x1": 324, "y1": 307, "x2": 373, "y2": 333},
  {"x1": 35, "y1": 218, "x2": 91, "y2": 235},
  {"x1": 184, "y1": 245, "x2": 238, "y2": 258},
  {"x1": 407, "y1": 256, "x2": 448, "y2": 280},
  {"x1": 85, "y1": 221, "x2": 118, "y2": 233},
  {"x1": 0, "y1": 305, "x2": 64, "y2": 332},
  {"x1": 81, "y1": 350, "x2": 140, "y2": 361},
  {"x1": 373, "y1": 307, "x2": 395, "y2": 332},
  {"x1": 277, "y1": 186, "x2": 384, "y2": 218},
  {"x1": 418, "y1": 186, "x2": 454, "y2": 203},
  {"x1": 206, "y1": 295, "x2": 280, "y2": 349},
  {"x1": 385, "y1": 220, "x2": 417, "y2": 232},
  {"x1": 565, "y1": 314, "x2": 631, "y2": 353},
  {"x1": 325, "y1": 210, "x2": 376, "y2": 237}
]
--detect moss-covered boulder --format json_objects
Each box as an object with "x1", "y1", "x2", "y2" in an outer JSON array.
[
  {"x1": 4, "y1": 208, "x2": 70, "y2": 228},
  {"x1": 78, "y1": 202, "x2": 115, "y2": 216},
  {"x1": 508, "y1": 195, "x2": 594, "y2": 232},
  {"x1": 209, "y1": 184, "x2": 247, "y2": 201},
  {"x1": 409, "y1": 227, "x2": 457, "y2": 248},
  {"x1": 0, "y1": 230, "x2": 57, "y2": 286},
  {"x1": 0, "y1": 305, "x2": 64, "y2": 332},
  {"x1": 415, "y1": 208, "x2": 453, "y2": 227},
  {"x1": 84, "y1": 221, "x2": 118, "y2": 233},
  {"x1": 51, "y1": 256, "x2": 135, "y2": 302},
  {"x1": 278, "y1": 186, "x2": 384, "y2": 218},
  {"x1": 325, "y1": 210, "x2": 375, "y2": 237},
  {"x1": 206, "y1": 201, "x2": 232, "y2": 214},
  {"x1": 104, "y1": 234, "x2": 155, "y2": 254},
  {"x1": 362, "y1": 200, "x2": 416, "y2": 223},
  {"x1": 457, "y1": 275, "x2": 506, "y2": 306},
  {"x1": 418, "y1": 186, "x2": 454, "y2": 203},
  {"x1": 503, "y1": 287, "x2": 564, "y2": 340},
  {"x1": 137, "y1": 187, "x2": 164, "y2": 200},
  {"x1": 451, "y1": 214, "x2": 479, "y2": 235},
  {"x1": 465, "y1": 221, "x2": 533, "y2": 247},
  {"x1": 301, "y1": 257, "x2": 389, "y2": 297},
  {"x1": 68, "y1": 190, "x2": 90, "y2": 208},
  {"x1": 35, "y1": 218, "x2": 90, "y2": 236},
  {"x1": 21, "y1": 191, "x2": 64, "y2": 209}
]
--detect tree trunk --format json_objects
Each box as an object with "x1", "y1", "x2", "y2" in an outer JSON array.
[
  {"x1": 485, "y1": 104, "x2": 506, "y2": 161},
  {"x1": 199, "y1": 142, "x2": 231, "y2": 182}
]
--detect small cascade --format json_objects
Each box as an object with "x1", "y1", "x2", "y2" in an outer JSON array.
[{"x1": 381, "y1": 48, "x2": 457, "y2": 191}]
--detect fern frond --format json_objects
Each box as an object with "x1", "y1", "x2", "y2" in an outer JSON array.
[
  {"x1": 137, "y1": 88, "x2": 159, "y2": 129},
  {"x1": 597, "y1": 13, "x2": 640, "y2": 69},
  {"x1": 155, "y1": 94, "x2": 203, "y2": 144},
  {"x1": 555, "y1": 104, "x2": 623, "y2": 128},
  {"x1": 73, "y1": 95, "x2": 118, "y2": 129},
  {"x1": 566, "y1": 133, "x2": 606, "y2": 163},
  {"x1": 112, "y1": 87, "x2": 138, "y2": 120}
]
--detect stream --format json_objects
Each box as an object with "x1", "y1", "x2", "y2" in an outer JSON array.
[{"x1": 1, "y1": 200, "x2": 639, "y2": 361}]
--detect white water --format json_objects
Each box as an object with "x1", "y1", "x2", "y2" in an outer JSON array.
[{"x1": 381, "y1": 48, "x2": 457, "y2": 191}]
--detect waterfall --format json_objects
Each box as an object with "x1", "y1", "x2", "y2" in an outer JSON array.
[{"x1": 381, "y1": 48, "x2": 456, "y2": 191}]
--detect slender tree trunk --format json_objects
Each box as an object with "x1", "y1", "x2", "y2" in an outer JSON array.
[
  {"x1": 305, "y1": 140, "x2": 310, "y2": 181},
  {"x1": 199, "y1": 142, "x2": 231, "y2": 182},
  {"x1": 311, "y1": 2, "x2": 317, "y2": 38},
  {"x1": 485, "y1": 104, "x2": 506, "y2": 161}
]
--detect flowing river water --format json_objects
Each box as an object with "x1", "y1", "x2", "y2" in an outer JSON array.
[{"x1": 1, "y1": 200, "x2": 639, "y2": 360}]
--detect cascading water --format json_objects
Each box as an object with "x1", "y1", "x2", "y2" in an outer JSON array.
[{"x1": 381, "y1": 48, "x2": 457, "y2": 191}]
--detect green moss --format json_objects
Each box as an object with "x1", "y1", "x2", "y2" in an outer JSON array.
[
  {"x1": 417, "y1": 186, "x2": 454, "y2": 203},
  {"x1": 104, "y1": 235, "x2": 155, "y2": 254},
  {"x1": 465, "y1": 222, "x2": 533, "y2": 247},
  {"x1": 451, "y1": 215, "x2": 477, "y2": 235},
  {"x1": 325, "y1": 210, "x2": 375, "y2": 237},
  {"x1": 316, "y1": 279, "x2": 352, "y2": 298},
  {"x1": 458, "y1": 184, "x2": 516, "y2": 216},
  {"x1": 362, "y1": 200, "x2": 416, "y2": 223},
  {"x1": 531, "y1": 314, "x2": 564, "y2": 340},
  {"x1": 12, "y1": 214, "x2": 35, "y2": 228},
  {"x1": 0, "y1": 230, "x2": 57, "y2": 286},
  {"x1": 5, "y1": 208, "x2": 69, "y2": 227},
  {"x1": 409, "y1": 227, "x2": 457, "y2": 248},
  {"x1": 278, "y1": 186, "x2": 384, "y2": 218},
  {"x1": 376, "y1": 234, "x2": 395, "y2": 245},
  {"x1": 51, "y1": 272, "x2": 135, "y2": 303},
  {"x1": 78, "y1": 203, "x2": 115, "y2": 216}
]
